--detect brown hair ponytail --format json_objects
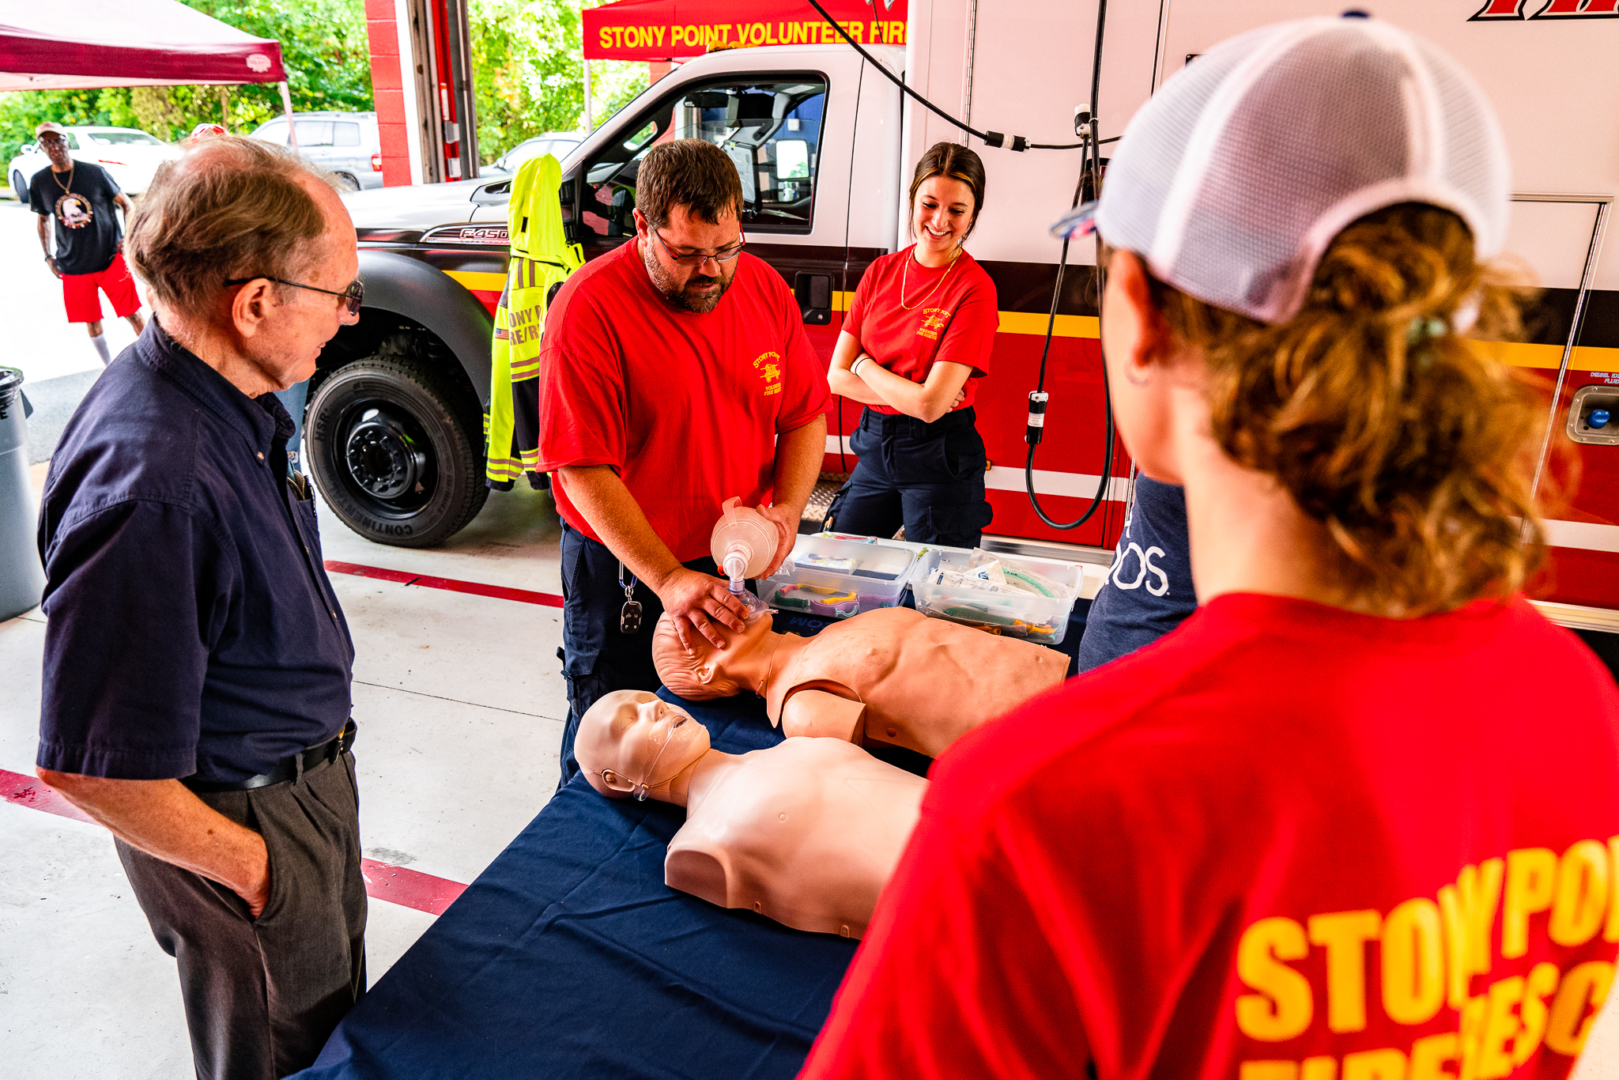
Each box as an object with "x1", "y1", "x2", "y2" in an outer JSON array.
[{"x1": 1153, "y1": 203, "x2": 1548, "y2": 615}]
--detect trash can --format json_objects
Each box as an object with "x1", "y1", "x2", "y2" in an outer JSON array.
[{"x1": 0, "y1": 368, "x2": 46, "y2": 620}]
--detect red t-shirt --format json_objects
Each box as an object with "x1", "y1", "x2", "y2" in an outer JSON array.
[
  {"x1": 844, "y1": 245, "x2": 998, "y2": 414},
  {"x1": 535, "y1": 240, "x2": 829, "y2": 561},
  {"x1": 800, "y1": 594, "x2": 1619, "y2": 1080}
]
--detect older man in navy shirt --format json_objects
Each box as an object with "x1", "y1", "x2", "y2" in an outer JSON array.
[{"x1": 35, "y1": 137, "x2": 364, "y2": 1080}]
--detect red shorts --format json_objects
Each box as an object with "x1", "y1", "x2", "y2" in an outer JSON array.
[{"x1": 62, "y1": 251, "x2": 141, "y2": 324}]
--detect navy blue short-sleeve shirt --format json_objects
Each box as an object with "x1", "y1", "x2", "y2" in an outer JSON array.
[
  {"x1": 36, "y1": 321, "x2": 354, "y2": 783},
  {"x1": 1075, "y1": 474, "x2": 1198, "y2": 672}
]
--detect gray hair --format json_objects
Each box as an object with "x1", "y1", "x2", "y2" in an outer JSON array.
[{"x1": 125, "y1": 136, "x2": 336, "y2": 319}]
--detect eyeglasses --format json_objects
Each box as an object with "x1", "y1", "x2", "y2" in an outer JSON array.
[
  {"x1": 649, "y1": 227, "x2": 746, "y2": 267},
  {"x1": 225, "y1": 276, "x2": 364, "y2": 316}
]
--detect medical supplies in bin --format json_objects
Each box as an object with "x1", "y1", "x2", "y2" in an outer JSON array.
[
  {"x1": 758, "y1": 535, "x2": 916, "y2": 618},
  {"x1": 912, "y1": 548, "x2": 1084, "y2": 644}
]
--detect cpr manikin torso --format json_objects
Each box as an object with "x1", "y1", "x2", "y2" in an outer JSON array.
[
  {"x1": 575, "y1": 690, "x2": 926, "y2": 939},
  {"x1": 652, "y1": 606, "x2": 1069, "y2": 759}
]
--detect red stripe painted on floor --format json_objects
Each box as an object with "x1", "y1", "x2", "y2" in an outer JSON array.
[
  {"x1": 324, "y1": 560, "x2": 565, "y2": 608},
  {"x1": 2, "y1": 768, "x2": 94, "y2": 824},
  {"x1": 361, "y1": 858, "x2": 466, "y2": 915},
  {"x1": 1, "y1": 767, "x2": 467, "y2": 917}
]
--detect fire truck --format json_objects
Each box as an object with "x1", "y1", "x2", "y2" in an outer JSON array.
[{"x1": 322, "y1": 0, "x2": 1618, "y2": 660}]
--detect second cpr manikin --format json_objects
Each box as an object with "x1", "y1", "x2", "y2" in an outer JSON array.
[{"x1": 574, "y1": 689, "x2": 926, "y2": 939}]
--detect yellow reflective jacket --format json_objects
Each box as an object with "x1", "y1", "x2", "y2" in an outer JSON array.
[{"x1": 486, "y1": 153, "x2": 583, "y2": 489}]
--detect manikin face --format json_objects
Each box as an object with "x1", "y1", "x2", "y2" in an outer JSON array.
[
  {"x1": 911, "y1": 175, "x2": 976, "y2": 259},
  {"x1": 635, "y1": 204, "x2": 743, "y2": 314},
  {"x1": 576, "y1": 690, "x2": 712, "y2": 800},
  {"x1": 687, "y1": 611, "x2": 774, "y2": 686}
]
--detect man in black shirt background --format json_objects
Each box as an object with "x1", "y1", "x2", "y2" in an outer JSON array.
[{"x1": 28, "y1": 121, "x2": 146, "y2": 365}]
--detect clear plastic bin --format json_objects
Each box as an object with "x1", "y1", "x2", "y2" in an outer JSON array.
[
  {"x1": 912, "y1": 548, "x2": 1085, "y2": 644},
  {"x1": 758, "y1": 534, "x2": 917, "y2": 619}
]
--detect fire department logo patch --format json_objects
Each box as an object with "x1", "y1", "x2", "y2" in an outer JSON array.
[
  {"x1": 753, "y1": 351, "x2": 783, "y2": 396},
  {"x1": 917, "y1": 307, "x2": 951, "y2": 341}
]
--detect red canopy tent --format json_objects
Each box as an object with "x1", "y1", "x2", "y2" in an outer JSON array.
[
  {"x1": 0, "y1": 0, "x2": 286, "y2": 90},
  {"x1": 583, "y1": 0, "x2": 907, "y2": 61}
]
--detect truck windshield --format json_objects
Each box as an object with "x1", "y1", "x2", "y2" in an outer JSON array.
[{"x1": 579, "y1": 74, "x2": 828, "y2": 240}]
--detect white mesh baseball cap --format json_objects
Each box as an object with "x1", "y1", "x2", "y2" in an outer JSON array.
[{"x1": 1051, "y1": 14, "x2": 1511, "y2": 325}]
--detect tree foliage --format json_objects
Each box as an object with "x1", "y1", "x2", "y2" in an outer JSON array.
[
  {"x1": 0, "y1": 0, "x2": 372, "y2": 160},
  {"x1": 0, "y1": 0, "x2": 651, "y2": 178},
  {"x1": 469, "y1": 0, "x2": 649, "y2": 164}
]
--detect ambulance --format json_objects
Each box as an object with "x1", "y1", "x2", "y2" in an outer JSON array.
[{"x1": 330, "y1": 0, "x2": 1619, "y2": 662}]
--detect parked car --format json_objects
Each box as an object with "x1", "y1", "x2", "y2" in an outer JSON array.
[
  {"x1": 8, "y1": 126, "x2": 178, "y2": 200},
  {"x1": 483, "y1": 132, "x2": 586, "y2": 176},
  {"x1": 250, "y1": 111, "x2": 383, "y2": 192}
]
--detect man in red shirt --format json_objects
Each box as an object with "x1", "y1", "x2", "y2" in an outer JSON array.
[
  {"x1": 536, "y1": 138, "x2": 828, "y2": 787},
  {"x1": 799, "y1": 16, "x2": 1619, "y2": 1080}
]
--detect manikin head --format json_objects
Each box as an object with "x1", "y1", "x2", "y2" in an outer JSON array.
[
  {"x1": 651, "y1": 610, "x2": 775, "y2": 701},
  {"x1": 575, "y1": 690, "x2": 712, "y2": 801}
]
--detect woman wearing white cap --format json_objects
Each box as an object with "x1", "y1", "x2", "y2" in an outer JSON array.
[{"x1": 801, "y1": 16, "x2": 1619, "y2": 1080}]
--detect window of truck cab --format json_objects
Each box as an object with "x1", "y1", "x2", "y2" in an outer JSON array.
[{"x1": 576, "y1": 73, "x2": 828, "y2": 240}]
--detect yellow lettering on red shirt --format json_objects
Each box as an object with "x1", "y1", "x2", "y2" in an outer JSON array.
[
  {"x1": 1309, "y1": 910, "x2": 1382, "y2": 1033},
  {"x1": 1512, "y1": 961, "x2": 1561, "y2": 1065},
  {"x1": 1237, "y1": 917, "x2": 1314, "y2": 1041},
  {"x1": 1441, "y1": 859, "x2": 1504, "y2": 1007},
  {"x1": 1240, "y1": 1063, "x2": 1299, "y2": 1080},
  {"x1": 1606, "y1": 837, "x2": 1619, "y2": 942},
  {"x1": 1409, "y1": 1032, "x2": 1461, "y2": 1080},
  {"x1": 1502, "y1": 848, "x2": 1558, "y2": 959},
  {"x1": 1550, "y1": 839, "x2": 1609, "y2": 947},
  {"x1": 1342, "y1": 1048, "x2": 1406, "y2": 1080},
  {"x1": 1544, "y1": 960, "x2": 1614, "y2": 1056},
  {"x1": 1301, "y1": 1057, "x2": 1338, "y2": 1080},
  {"x1": 1477, "y1": 976, "x2": 1525, "y2": 1079},
  {"x1": 1459, "y1": 994, "x2": 1489, "y2": 1080},
  {"x1": 1383, "y1": 897, "x2": 1445, "y2": 1025}
]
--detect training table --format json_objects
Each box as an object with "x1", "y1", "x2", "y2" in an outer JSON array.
[{"x1": 293, "y1": 604, "x2": 1089, "y2": 1080}]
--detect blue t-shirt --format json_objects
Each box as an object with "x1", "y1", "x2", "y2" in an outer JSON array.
[{"x1": 1075, "y1": 475, "x2": 1196, "y2": 672}]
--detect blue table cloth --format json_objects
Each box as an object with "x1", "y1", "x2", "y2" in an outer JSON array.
[{"x1": 294, "y1": 602, "x2": 1089, "y2": 1080}]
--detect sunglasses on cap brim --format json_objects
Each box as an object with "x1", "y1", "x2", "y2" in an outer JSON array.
[{"x1": 1049, "y1": 201, "x2": 1099, "y2": 241}]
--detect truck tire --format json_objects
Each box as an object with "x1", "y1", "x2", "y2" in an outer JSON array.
[{"x1": 306, "y1": 355, "x2": 488, "y2": 547}]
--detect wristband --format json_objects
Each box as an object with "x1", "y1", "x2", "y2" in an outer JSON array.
[{"x1": 853, "y1": 356, "x2": 871, "y2": 379}]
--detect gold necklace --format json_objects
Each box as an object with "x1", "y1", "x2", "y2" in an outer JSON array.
[
  {"x1": 52, "y1": 162, "x2": 73, "y2": 195},
  {"x1": 899, "y1": 245, "x2": 962, "y2": 310}
]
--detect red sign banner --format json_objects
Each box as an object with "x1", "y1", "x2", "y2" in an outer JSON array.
[{"x1": 583, "y1": 0, "x2": 907, "y2": 61}]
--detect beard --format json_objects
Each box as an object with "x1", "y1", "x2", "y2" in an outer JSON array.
[{"x1": 642, "y1": 242, "x2": 733, "y2": 314}]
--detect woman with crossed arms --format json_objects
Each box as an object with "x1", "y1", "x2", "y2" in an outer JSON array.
[{"x1": 823, "y1": 142, "x2": 998, "y2": 548}]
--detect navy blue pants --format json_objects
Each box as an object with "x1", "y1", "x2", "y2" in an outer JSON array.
[
  {"x1": 823, "y1": 406, "x2": 993, "y2": 548},
  {"x1": 556, "y1": 522, "x2": 722, "y2": 789}
]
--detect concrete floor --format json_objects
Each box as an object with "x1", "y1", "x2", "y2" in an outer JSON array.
[{"x1": 1, "y1": 469, "x2": 569, "y2": 1075}]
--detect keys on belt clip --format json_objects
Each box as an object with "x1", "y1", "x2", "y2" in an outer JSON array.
[{"x1": 618, "y1": 561, "x2": 643, "y2": 634}]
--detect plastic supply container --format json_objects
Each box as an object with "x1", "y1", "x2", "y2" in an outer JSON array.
[
  {"x1": 912, "y1": 547, "x2": 1085, "y2": 644},
  {"x1": 0, "y1": 368, "x2": 45, "y2": 620},
  {"x1": 758, "y1": 534, "x2": 916, "y2": 619}
]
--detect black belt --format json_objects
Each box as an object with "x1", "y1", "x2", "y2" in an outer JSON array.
[
  {"x1": 181, "y1": 721, "x2": 357, "y2": 793},
  {"x1": 863, "y1": 405, "x2": 977, "y2": 438}
]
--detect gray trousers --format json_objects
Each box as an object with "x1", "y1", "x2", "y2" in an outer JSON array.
[{"x1": 116, "y1": 752, "x2": 367, "y2": 1080}]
